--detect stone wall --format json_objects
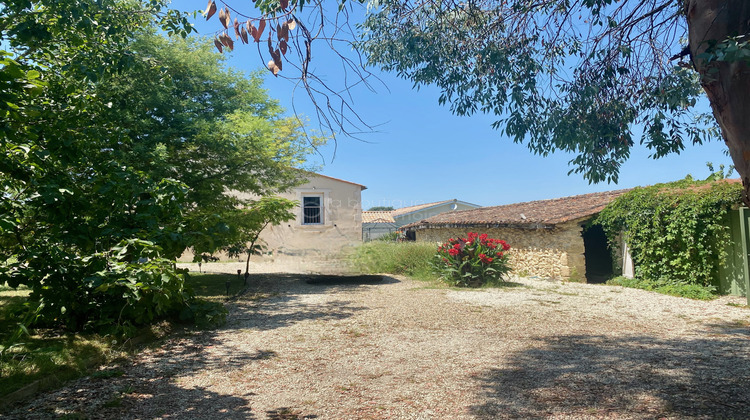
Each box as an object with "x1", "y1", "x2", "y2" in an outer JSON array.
[{"x1": 415, "y1": 222, "x2": 587, "y2": 281}]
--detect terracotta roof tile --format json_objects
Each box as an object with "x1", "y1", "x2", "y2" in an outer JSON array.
[
  {"x1": 406, "y1": 189, "x2": 631, "y2": 229},
  {"x1": 362, "y1": 211, "x2": 396, "y2": 224}
]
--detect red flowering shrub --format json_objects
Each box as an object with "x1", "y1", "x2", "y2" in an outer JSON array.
[{"x1": 434, "y1": 232, "x2": 512, "y2": 287}]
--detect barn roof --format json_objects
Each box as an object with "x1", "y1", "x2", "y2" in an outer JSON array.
[{"x1": 405, "y1": 189, "x2": 631, "y2": 230}]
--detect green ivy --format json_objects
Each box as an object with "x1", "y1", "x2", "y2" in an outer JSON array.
[{"x1": 596, "y1": 177, "x2": 742, "y2": 288}]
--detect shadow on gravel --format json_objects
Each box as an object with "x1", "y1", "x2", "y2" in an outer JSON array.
[
  {"x1": 226, "y1": 274, "x2": 399, "y2": 332},
  {"x1": 4, "y1": 273, "x2": 395, "y2": 418},
  {"x1": 470, "y1": 333, "x2": 750, "y2": 419},
  {"x1": 302, "y1": 274, "x2": 387, "y2": 285}
]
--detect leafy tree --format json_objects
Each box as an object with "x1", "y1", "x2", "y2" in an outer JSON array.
[
  {"x1": 94, "y1": 32, "x2": 325, "y2": 259},
  {"x1": 0, "y1": 0, "x2": 197, "y2": 333},
  {"x1": 0, "y1": 0, "x2": 321, "y2": 334},
  {"x1": 213, "y1": 196, "x2": 299, "y2": 276},
  {"x1": 202, "y1": 0, "x2": 750, "y2": 204},
  {"x1": 367, "y1": 206, "x2": 395, "y2": 211}
]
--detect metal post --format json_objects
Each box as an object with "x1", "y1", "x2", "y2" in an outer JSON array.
[{"x1": 741, "y1": 207, "x2": 750, "y2": 306}]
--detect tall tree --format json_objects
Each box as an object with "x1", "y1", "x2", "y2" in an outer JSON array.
[
  {"x1": 203, "y1": 0, "x2": 750, "y2": 204},
  {"x1": 0, "y1": 0, "x2": 321, "y2": 332}
]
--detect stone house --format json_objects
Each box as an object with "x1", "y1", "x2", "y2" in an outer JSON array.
[
  {"x1": 181, "y1": 173, "x2": 366, "y2": 261},
  {"x1": 403, "y1": 190, "x2": 630, "y2": 282},
  {"x1": 362, "y1": 199, "x2": 481, "y2": 241},
  {"x1": 248, "y1": 173, "x2": 366, "y2": 258}
]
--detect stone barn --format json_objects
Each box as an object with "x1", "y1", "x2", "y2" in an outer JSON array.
[{"x1": 404, "y1": 190, "x2": 630, "y2": 282}]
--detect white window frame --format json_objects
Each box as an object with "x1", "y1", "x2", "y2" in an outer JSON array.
[
  {"x1": 297, "y1": 189, "x2": 331, "y2": 227},
  {"x1": 302, "y1": 194, "x2": 324, "y2": 225}
]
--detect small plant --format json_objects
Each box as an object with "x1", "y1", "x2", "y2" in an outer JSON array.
[
  {"x1": 434, "y1": 233, "x2": 512, "y2": 287},
  {"x1": 376, "y1": 231, "x2": 403, "y2": 242},
  {"x1": 606, "y1": 276, "x2": 718, "y2": 300}
]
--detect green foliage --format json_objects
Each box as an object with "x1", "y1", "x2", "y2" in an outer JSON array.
[
  {"x1": 179, "y1": 299, "x2": 228, "y2": 330},
  {"x1": 357, "y1": 0, "x2": 721, "y2": 184},
  {"x1": 367, "y1": 206, "x2": 395, "y2": 211},
  {"x1": 705, "y1": 162, "x2": 734, "y2": 181},
  {"x1": 434, "y1": 232, "x2": 512, "y2": 287},
  {"x1": 196, "y1": 196, "x2": 297, "y2": 274},
  {"x1": 0, "y1": 1, "x2": 321, "y2": 337},
  {"x1": 347, "y1": 242, "x2": 436, "y2": 281},
  {"x1": 375, "y1": 231, "x2": 403, "y2": 242},
  {"x1": 0, "y1": 332, "x2": 124, "y2": 399},
  {"x1": 606, "y1": 276, "x2": 717, "y2": 300},
  {"x1": 596, "y1": 178, "x2": 742, "y2": 289}
]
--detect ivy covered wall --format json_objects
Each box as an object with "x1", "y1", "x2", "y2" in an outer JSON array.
[{"x1": 596, "y1": 178, "x2": 743, "y2": 292}]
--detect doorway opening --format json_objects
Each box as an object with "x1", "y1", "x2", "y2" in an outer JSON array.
[{"x1": 582, "y1": 224, "x2": 613, "y2": 283}]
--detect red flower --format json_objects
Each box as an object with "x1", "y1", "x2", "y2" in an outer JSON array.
[
  {"x1": 479, "y1": 253, "x2": 493, "y2": 264},
  {"x1": 453, "y1": 243, "x2": 461, "y2": 250},
  {"x1": 496, "y1": 251, "x2": 503, "y2": 257},
  {"x1": 500, "y1": 240, "x2": 511, "y2": 251},
  {"x1": 448, "y1": 248, "x2": 460, "y2": 257},
  {"x1": 479, "y1": 233, "x2": 488, "y2": 241}
]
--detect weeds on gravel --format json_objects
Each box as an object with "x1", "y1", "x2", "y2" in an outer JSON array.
[
  {"x1": 346, "y1": 242, "x2": 437, "y2": 281},
  {"x1": 606, "y1": 276, "x2": 718, "y2": 300}
]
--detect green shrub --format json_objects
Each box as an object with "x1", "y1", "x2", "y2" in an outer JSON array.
[
  {"x1": 434, "y1": 232, "x2": 512, "y2": 287},
  {"x1": 347, "y1": 241, "x2": 436, "y2": 280},
  {"x1": 179, "y1": 299, "x2": 227, "y2": 329},
  {"x1": 3, "y1": 239, "x2": 195, "y2": 336},
  {"x1": 607, "y1": 276, "x2": 717, "y2": 300},
  {"x1": 596, "y1": 178, "x2": 741, "y2": 288}
]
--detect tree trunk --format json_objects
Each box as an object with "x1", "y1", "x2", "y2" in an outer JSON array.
[{"x1": 687, "y1": 0, "x2": 750, "y2": 205}]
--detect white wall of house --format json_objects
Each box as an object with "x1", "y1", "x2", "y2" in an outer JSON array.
[
  {"x1": 180, "y1": 174, "x2": 364, "y2": 261},
  {"x1": 258, "y1": 175, "x2": 364, "y2": 257}
]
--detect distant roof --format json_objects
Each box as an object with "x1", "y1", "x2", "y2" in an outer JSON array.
[
  {"x1": 405, "y1": 189, "x2": 631, "y2": 230},
  {"x1": 362, "y1": 211, "x2": 396, "y2": 224},
  {"x1": 302, "y1": 172, "x2": 367, "y2": 190},
  {"x1": 391, "y1": 199, "x2": 480, "y2": 218}
]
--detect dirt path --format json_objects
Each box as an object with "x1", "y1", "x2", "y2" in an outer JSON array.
[{"x1": 5, "y1": 270, "x2": 750, "y2": 419}]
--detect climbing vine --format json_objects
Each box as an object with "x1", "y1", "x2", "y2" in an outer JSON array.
[{"x1": 595, "y1": 177, "x2": 742, "y2": 288}]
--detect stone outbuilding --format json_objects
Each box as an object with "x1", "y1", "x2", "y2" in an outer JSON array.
[{"x1": 404, "y1": 190, "x2": 630, "y2": 282}]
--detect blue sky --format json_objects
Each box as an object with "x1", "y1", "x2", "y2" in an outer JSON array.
[{"x1": 178, "y1": 1, "x2": 732, "y2": 208}]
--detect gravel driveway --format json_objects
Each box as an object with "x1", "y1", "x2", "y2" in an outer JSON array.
[{"x1": 6, "y1": 266, "x2": 750, "y2": 419}]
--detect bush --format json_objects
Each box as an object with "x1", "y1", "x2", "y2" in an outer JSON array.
[
  {"x1": 434, "y1": 233, "x2": 512, "y2": 287},
  {"x1": 606, "y1": 276, "x2": 717, "y2": 300},
  {"x1": 4, "y1": 239, "x2": 195, "y2": 336},
  {"x1": 347, "y1": 241, "x2": 436, "y2": 280}
]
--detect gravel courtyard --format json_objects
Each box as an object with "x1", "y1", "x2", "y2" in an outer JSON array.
[{"x1": 6, "y1": 263, "x2": 750, "y2": 419}]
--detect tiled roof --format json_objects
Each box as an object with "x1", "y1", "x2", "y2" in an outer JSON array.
[
  {"x1": 391, "y1": 200, "x2": 459, "y2": 217},
  {"x1": 362, "y1": 211, "x2": 396, "y2": 224},
  {"x1": 405, "y1": 189, "x2": 631, "y2": 229}
]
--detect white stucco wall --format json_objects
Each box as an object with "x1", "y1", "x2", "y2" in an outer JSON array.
[
  {"x1": 257, "y1": 175, "x2": 364, "y2": 257},
  {"x1": 180, "y1": 174, "x2": 364, "y2": 261}
]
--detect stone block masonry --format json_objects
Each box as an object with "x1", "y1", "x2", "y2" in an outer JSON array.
[{"x1": 415, "y1": 221, "x2": 587, "y2": 281}]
